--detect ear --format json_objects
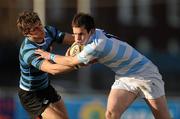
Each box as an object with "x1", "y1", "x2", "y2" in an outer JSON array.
[
  {"x1": 26, "y1": 34, "x2": 31, "y2": 37},
  {"x1": 89, "y1": 29, "x2": 95, "y2": 35},
  {"x1": 26, "y1": 34, "x2": 33, "y2": 39}
]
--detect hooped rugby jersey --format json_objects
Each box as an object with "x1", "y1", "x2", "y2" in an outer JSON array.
[
  {"x1": 77, "y1": 29, "x2": 158, "y2": 77},
  {"x1": 19, "y1": 26, "x2": 65, "y2": 91}
]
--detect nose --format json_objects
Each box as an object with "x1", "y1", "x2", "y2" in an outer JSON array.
[{"x1": 76, "y1": 35, "x2": 81, "y2": 41}]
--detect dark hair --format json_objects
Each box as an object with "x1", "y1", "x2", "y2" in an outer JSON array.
[
  {"x1": 71, "y1": 13, "x2": 95, "y2": 33},
  {"x1": 16, "y1": 11, "x2": 41, "y2": 35}
]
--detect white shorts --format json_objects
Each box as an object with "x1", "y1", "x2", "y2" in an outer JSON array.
[{"x1": 112, "y1": 76, "x2": 165, "y2": 99}]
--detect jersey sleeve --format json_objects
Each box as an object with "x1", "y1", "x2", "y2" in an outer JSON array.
[
  {"x1": 22, "y1": 48, "x2": 44, "y2": 69},
  {"x1": 77, "y1": 42, "x2": 100, "y2": 64},
  {"x1": 45, "y1": 25, "x2": 65, "y2": 43}
]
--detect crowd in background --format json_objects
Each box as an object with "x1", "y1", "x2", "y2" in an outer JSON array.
[{"x1": 0, "y1": 0, "x2": 179, "y2": 95}]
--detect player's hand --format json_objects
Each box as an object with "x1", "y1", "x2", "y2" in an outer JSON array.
[
  {"x1": 35, "y1": 49, "x2": 51, "y2": 60},
  {"x1": 65, "y1": 48, "x2": 70, "y2": 56}
]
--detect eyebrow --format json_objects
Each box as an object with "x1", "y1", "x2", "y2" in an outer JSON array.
[{"x1": 73, "y1": 33, "x2": 84, "y2": 35}]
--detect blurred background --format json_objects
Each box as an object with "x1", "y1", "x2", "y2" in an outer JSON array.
[{"x1": 0, "y1": 0, "x2": 180, "y2": 119}]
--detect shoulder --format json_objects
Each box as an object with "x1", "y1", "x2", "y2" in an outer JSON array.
[
  {"x1": 44, "y1": 25, "x2": 64, "y2": 35},
  {"x1": 44, "y1": 25, "x2": 56, "y2": 33},
  {"x1": 21, "y1": 38, "x2": 37, "y2": 50},
  {"x1": 20, "y1": 38, "x2": 37, "y2": 56},
  {"x1": 88, "y1": 29, "x2": 106, "y2": 48},
  {"x1": 45, "y1": 25, "x2": 66, "y2": 42}
]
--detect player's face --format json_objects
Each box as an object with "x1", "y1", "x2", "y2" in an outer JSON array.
[
  {"x1": 72, "y1": 27, "x2": 92, "y2": 45},
  {"x1": 27, "y1": 23, "x2": 45, "y2": 42}
]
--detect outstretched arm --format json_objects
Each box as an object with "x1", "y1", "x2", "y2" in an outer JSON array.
[
  {"x1": 35, "y1": 49, "x2": 80, "y2": 67},
  {"x1": 39, "y1": 59, "x2": 75, "y2": 75}
]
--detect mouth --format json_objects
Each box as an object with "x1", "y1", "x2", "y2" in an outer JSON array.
[{"x1": 76, "y1": 41, "x2": 84, "y2": 45}]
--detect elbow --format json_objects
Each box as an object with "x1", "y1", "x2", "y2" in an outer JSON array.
[
  {"x1": 50, "y1": 72, "x2": 57, "y2": 75},
  {"x1": 50, "y1": 71, "x2": 60, "y2": 75}
]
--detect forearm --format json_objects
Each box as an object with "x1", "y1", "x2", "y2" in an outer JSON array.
[
  {"x1": 40, "y1": 60, "x2": 75, "y2": 75},
  {"x1": 35, "y1": 49, "x2": 80, "y2": 67},
  {"x1": 50, "y1": 64, "x2": 75, "y2": 75},
  {"x1": 52, "y1": 54, "x2": 79, "y2": 67}
]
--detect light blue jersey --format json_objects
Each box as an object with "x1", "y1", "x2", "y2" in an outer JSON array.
[
  {"x1": 77, "y1": 29, "x2": 157, "y2": 77},
  {"x1": 19, "y1": 26, "x2": 65, "y2": 91}
]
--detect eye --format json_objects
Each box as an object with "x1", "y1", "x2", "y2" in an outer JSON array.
[
  {"x1": 30, "y1": 24, "x2": 43, "y2": 32},
  {"x1": 79, "y1": 33, "x2": 83, "y2": 36},
  {"x1": 30, "y1": 27, "x2": 36, "y2": 32},
  {"x1": 78, "y1": 33, "x2": 83, "y2": 35}
]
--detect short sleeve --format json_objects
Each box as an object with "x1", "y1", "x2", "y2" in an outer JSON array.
[
  {"x1": 77, "y1": 43, "x2": 99, "y2": 64},
  {"x1": 22, "y1": 49, "x2": 44, "y2": 69}
]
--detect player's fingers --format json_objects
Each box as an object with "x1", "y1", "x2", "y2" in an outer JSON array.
[
  {"x1": 35, "y1": 50, "x2": 44, "y2": 55},
  {"x1": 36, "y1": 56, "x2": 42, "y2": 59},
  {"x1": 65, "y1": 48, "x2": 70, "y2": 56},
  {"x1": 35, "y1": 49, "x2": 44, "y2": 53},
  {"x1": 35, "y1": 50, "x2": 40, "y2": 54}
]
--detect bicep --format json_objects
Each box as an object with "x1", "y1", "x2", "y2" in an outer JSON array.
[
  {"x1": 23, "y1": 50, "x2": 42, "y2": 69},
  {"x1": 76, "y1": 45, "x2": 99, "y2": 64},
  {"x1": 54, "y1": 55, "x2": 80, "y2": 67}
]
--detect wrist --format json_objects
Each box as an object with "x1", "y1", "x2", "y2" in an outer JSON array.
[{"x1": 50, "y1": 53, "x2": 56, "y2": 62}]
